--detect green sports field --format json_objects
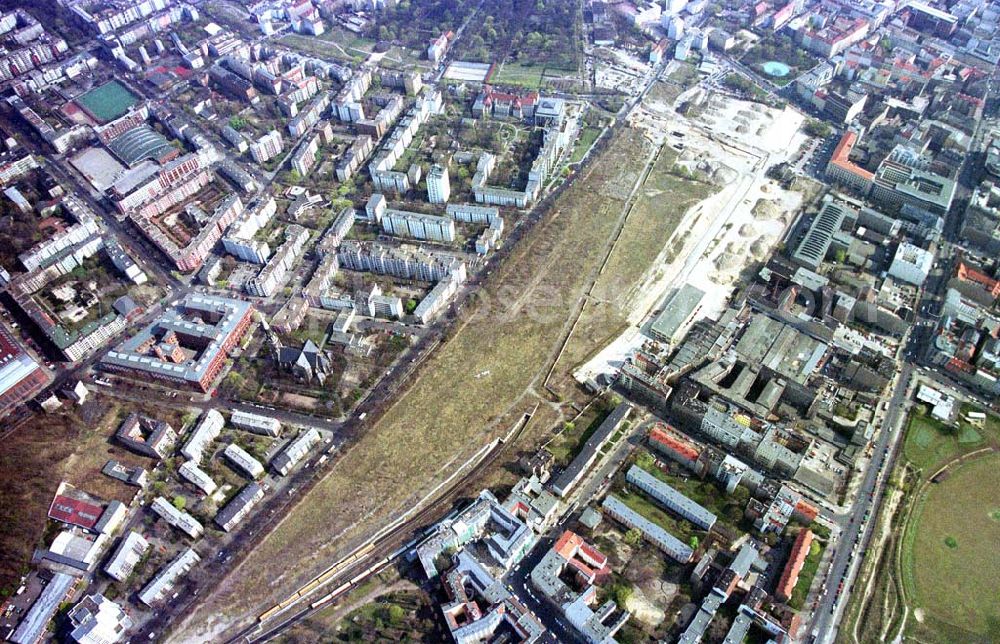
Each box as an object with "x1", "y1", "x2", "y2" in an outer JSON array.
[{"x1": 76, "y1": 80, "x2": 139, "y2": 123}]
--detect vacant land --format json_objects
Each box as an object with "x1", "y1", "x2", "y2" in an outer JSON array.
[
  {"x1": 547, "y1": 399, "x2": 615, "y2": 466},
  {"x1": 278, "y1": 32, "x2": 372, "y2": 63},
  {"x1": 490, "y1": 61, "x2": 546, "y2": 88},
  {"x1": 570, "y1": 125, "x2": 602, "y2": 164},
  {"x1": 552, "y1": 145, "x2": 713, "y2": 386},
  {"x1": 275, "y1": 582, "x2": 447, "y2": 644},
  {"x1": 175, "y1": 126, "x2": 655, "y2": 640},
  {"x1": 904, "y1": 455, "x2": 1000, "y2": 641}
]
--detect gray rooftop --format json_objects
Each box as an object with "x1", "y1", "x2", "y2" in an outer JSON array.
[
  {"x1": 626, "y1": 465, "x2": 717, "y2": 530},
  {"x1": 551, "y1": 402, "x2": 632, "y2": 497},
  {"x1": 650, "y1": 284, "x2": 705, "y2": 344},
  {"x1": 10, "y1": 573, "x2": 76, "y2": 644},
  {"x1": 102, "y1": 294, "x2": 253, "y2": 385}
]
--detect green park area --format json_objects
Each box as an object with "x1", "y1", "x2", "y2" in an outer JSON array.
[{"x1": 902, "y1": 405, "x2": 992, "y2": 472}]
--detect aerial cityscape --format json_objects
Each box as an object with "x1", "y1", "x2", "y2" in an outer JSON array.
[{"x1": 0, "y1": 0, "x2": 997, "y2": 642}]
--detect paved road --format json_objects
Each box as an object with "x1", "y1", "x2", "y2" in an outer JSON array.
[{"x1": 811, "y1": 364, "x2": 913, "y2": 642}]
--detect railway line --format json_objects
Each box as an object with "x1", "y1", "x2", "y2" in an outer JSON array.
[{"x1": 228, "y1": 406, "x2": 536, "y2": 643}]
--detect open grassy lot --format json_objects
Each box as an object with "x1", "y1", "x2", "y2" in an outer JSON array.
[
  {"x1": 788, "y1": 537, "x2": 824, "y2": 610},
  {"x1": 552, "y1": 144, "x2": 713, "y2": 384},
  {"x1": 569, "y1": 126, "x2": 602, "y2": 164},
  {"x1": 175, "y1": 126, "x2": 656, "y2": 640},
  {"x1": 490, "y1": 61, "x2": 546, "y2": 88},
  {"x1": 278, "y1": 29, "x2": 373, "y2": 63},
  {"x1": 902, "y1": 405, "x2": 996, "y2": 472},
  {"x1": 903, "y1": 455, "x2": 1000, "y2": 641}
]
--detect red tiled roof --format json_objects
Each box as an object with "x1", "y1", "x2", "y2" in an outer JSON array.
[
  {"x1": 956, "y1": 262, "x2": 1000, "y2": 296},
  {"x1": 649, "y1": 425, "x2": 701, "y2": 462},
  {"x1": 48, "y1": 494, "x2": 103, "y2": 530},
  {"x1": 794, "y1": 499, "x2": 819, "y2": 522},
  {"x1": 829, "y1": 131, "x2": 875, "y2": 181},
  {"x1": 777, "y1": 529, "x2": 813, "y2": 600}
]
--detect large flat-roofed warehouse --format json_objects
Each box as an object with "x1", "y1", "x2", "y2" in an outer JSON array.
[
  {"x1": 101, "y1": 294, "x2": 255, "y2": 392},
  {"x1": 649, "y1": 284, "x2": 705, "y2": 345}
]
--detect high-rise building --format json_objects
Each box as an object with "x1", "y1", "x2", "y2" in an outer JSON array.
[{"x1": 427, "y1": 163, "x2": 450, "y2": 203}]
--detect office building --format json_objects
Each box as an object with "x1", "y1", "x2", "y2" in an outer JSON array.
[
  {"x1": 888, "y1": 241, "x2": 933, "y2": 285},
  {"x1": 67, "y1": 594, "x2": 132, "y2": 644},
  {"x1": 649, "y1": 284, "x2": 705, "y2": 345}
]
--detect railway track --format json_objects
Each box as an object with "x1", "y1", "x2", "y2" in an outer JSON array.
[{"x1": 229, "y1": 406, "x2": 536, "y2": 643}]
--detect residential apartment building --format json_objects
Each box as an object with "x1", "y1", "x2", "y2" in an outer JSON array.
[
  {"x1": 427, "y1": 163, "x2": 451, "y2": 203},
  {"x1": 104, "y1": 531, "x2": 150, "y2": 581},
  {"x1": 231, "y1": 410, "x2": 281, "y2": 436},
  {"x1": 625, "y1": 465, "x2": 717, "y2": 530},
  {"x1": 223, "y1": 444, "x2": 265, "y2": 479},
  {"x1": 138, "y1": 548, "x2": 200, "y2": 607},
  {"x1": 250, "y1": 130, "x2": 284, "y2": 164},
  {"x1": 180, "y1": 409, "x2": 224, "y2": 462},
  {"x1": 150, "y1": 497, "x2": 204, "y2": 539},
  {"x1": 602, "y1": 496, "x2": 693, "y2": 563},
  {"x1": 215, "y1": 482, "x2": 264, "y2": 531},
  {"x1": 245, "y1": 225, "x2": 310, "y2": 297},
  {"x1": 381, "y1": 208, "x2": 456, "y2": 242},
  {"x1": 271, "y1": 428, "x2": 320, "y2": 475},
  {"x1": 290, "y1": 132, "x2": 320, "y2": 177}
]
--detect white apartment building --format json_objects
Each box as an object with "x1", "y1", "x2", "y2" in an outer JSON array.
[{"x1": 427, "y1": 163, "x2": 451, "y2": 203}]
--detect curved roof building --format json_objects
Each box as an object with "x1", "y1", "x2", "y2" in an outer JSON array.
[{"x1": 108, "y1": 126, "x2": 178, "y2": 167}]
